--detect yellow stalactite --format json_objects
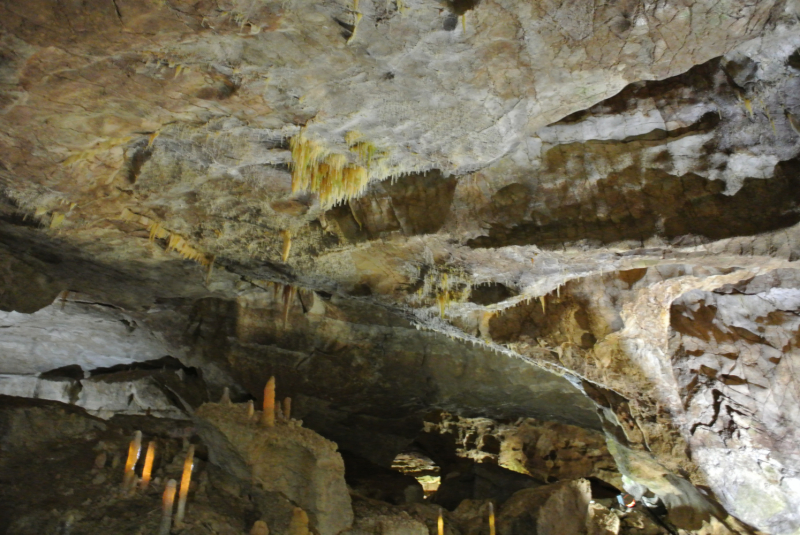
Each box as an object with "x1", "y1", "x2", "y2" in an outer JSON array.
[
  {"x1": 289, "y1": 133, "x2": 373, "y2": 208},
  {"x1": 49, "y1": 212, "x2": 65, "y2": 229},
  {"x1": 282, "y1": 284, "x2": 296, "y2": 327}
]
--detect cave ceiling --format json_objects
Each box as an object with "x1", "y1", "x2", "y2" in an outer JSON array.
[{"x1": 3, "y1": 0, "x2": 800, "y2": 533}]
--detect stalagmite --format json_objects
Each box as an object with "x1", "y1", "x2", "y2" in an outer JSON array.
[
  {"x1": 250, "y1": 520, "x2": 270, "y2": 535},
  {"x1": 261, "y1": 376, "x2": 276, "y2": 427},
  {"x1": 288, "y1": 507, "x2": 310, "y2": 535},
  {"x1": 247, "y1": 400, "x2": 255, "y2": 420},
  {"x1": 159, "y1": 479, "x2": 177, "y2": 535},
  {"x1": 283, "y1": 397, "x2": 292, "y2": 420},
  {"x1": 489, "y1": 502, "x2": 496, "y2": 535},
  {"x1": 175, "y1": 445, "x2": 194, "y2": 524},
  {"x1": 122, "y1": 430, "x2": 142, "y2": 492},
  {"x1": 140, "y1": 441, "x2": 155, "y2": 490},
  {"x1": 220, "y1": 386, "x2": 231, "y2": 405},
  {"x1": 438, "y1": 508, "x2": 444, "y2": 535}
]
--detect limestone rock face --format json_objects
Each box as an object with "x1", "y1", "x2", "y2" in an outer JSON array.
[
  {"x1": 496, "y1": 479, "x2": 591, "y2": 535},
  {"x1": 417, "y1": 411, "x2": 620, "y2": 488},
  {"x1": 671, "y1": 270, "x2": 800, "y2": 533},
  {"x1": 194, "y1": 401, "x2": 354, "y2": 535}
]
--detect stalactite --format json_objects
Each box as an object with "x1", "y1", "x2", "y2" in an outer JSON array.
[
  {"x1": 281, "y1": 230, "x2": 292, "y2": 262},
  {"x1": 282, "y1": 285, "x2": 296, "y2": 327}
]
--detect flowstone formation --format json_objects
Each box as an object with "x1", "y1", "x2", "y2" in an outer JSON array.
[{"x1": 2, "y1": 0, "x2": 800, "y2": 533}]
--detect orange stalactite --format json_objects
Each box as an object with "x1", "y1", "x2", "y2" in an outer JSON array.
[
  {"x1": 262, "y1": 377, "x2": 276, "y2": 427},
  {"x1": 281, "y1": 230, "x2": 292, "y2": 262}
]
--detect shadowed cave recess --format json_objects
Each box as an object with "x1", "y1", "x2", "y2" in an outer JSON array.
[{"x1": 2, "y1": 0, "x2": 800, "y2": 533}]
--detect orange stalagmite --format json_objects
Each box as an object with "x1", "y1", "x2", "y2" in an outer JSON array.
[
  {"x1": 175, "y1": 445, "x2": 195, "y2": 524},
  {"x1": 283, "y1": 397, "x2": 292, "y2": 420},
  {"x1": 438, "y1": 508, "x2": 444, "y2": 535},
  {"x1": 489, "y1": 502, "x2": 495, "y2": 535},
  {"x1": 250, "y1": 520, "x2": 269, "y2": 535},
  {"x1": 288, "y1": 507, "x2": 310, "y2": 535},
  {"x1": 159, "y1": 479, "x2": 177, "y2": 535},
  {"x1": 122, "y1": 430, "x2": 142, "y2": 491},
  {"x1": 140, "y1": 441, "x2": 156, "y2": 490},
  {"x1": 261, "y1": 377, "x2": 276, "y2": 427}
]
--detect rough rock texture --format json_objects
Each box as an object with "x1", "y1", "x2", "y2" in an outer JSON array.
[
  {"x1": 417, "y1": 411, "x2": 620, "y2": 488},
  {"x1": 184, "y1": 288, "x2": 599, "y2": 467},
  {"x1": 194, "y1": 401, "x2": 354, "y2": 535},
  {"x1": 0, "y1": 295, "x2": 169, "y2": 374},
  {"x1": 671, "y1": 270, "x2": 800, "y2": 533},
  {"x1": 497, "y1": 479, "x2": 593, "y2": 535},
  {"x1": 0, "y1": 396, "x2": 253, "y2": 535},
  {"x1": 2, "y1": 0, "x2": 800, "y2": 533}
]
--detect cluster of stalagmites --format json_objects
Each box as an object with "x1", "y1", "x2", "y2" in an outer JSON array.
[
  {"x1": 115, "y1": 428, "x2": 198, "y2": 534},
  {"x1": 200, "y1": 376, "x2": 318, "y2": 535},
  {"x1": 104, "y1": 377, "x2": 312, "y2": 535}
]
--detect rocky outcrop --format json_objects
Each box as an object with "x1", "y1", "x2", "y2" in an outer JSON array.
[
  {"x1": 195, "y1": 401, "x2": 354, "y2": 535},
  {"x1": 497, "y1": 479, "x2": 592, "y2": 535},
  {"x1": 417, "y1": 411, "x2": 620, "y2": 488}
]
